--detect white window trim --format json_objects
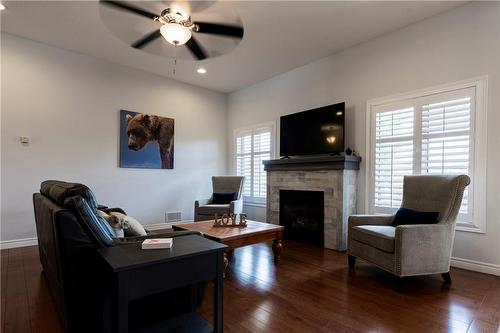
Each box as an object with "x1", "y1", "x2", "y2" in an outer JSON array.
[
  {"x1": 233, "y1": 121, "x2": 277, "y2": 206},
  {"x1": 365, "y1": 76, "x2": 488, "y2": 233}
]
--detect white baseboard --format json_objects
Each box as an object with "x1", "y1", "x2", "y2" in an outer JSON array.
[
  {"x1": 451, "y1": 257, "x2": 500, "y2": 276},
  {"x1": 0, "y1": 237, "x2": 38, "y2": 250}
]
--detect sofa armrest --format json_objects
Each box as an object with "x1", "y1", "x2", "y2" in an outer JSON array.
[
  {"x1": 348, "y1": 214, "x2": 393, "y2": 229},
  {"x1": 230, "y1": 199, "x2": 243, "y2": 214},
  {"x1": 101, "y1": 207, "x2": 127, "y2": 215},
  {"x1": 114, "y1": 230, "x2": 202, "y2": 245},
  {"x1": 395, "y1": 223, "x2": 454, "y2": 276}
]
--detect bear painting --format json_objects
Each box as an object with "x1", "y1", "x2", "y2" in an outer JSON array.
[{"x1": 119, "y1": 110, "x2": 174, "y2": 169}]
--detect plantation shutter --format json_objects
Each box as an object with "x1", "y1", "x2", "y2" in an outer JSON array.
[
  {"x1": 370, "y1": 86, "x2": 476, "y2": 221},
  {"x1": 420, "y1": 89, "x2": 474, "y2": 215},
  {"x1": 235, "y1": 130, "x2": 252, "y2": 197},
  {"x1": 235, "y1": 124, "x2": 274, "y2": 201},
  {"x1": 374, "y1": 106, "x2": 415, "y2": 209},
  {"x1": 252, "y1": 128, "x2": 272, "y2": 198}
]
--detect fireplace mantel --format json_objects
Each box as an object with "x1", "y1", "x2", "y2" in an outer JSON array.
[
  {"x1": 263, "y1": 155, "x2": 361, "y2": 172},
  {"x1": 265, "y1": 155, "x2": 360, "y2": 251}
]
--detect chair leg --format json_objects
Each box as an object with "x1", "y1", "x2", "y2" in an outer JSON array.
[
  {"x1": 348, "y1": 255, "x2": 356, "y2": 268},
  {"x1": 441, "y1": 272, "x2": 452, "y2": 284}
]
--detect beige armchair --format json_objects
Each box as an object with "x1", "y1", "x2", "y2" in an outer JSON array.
[
  {"x1": 194, "y1": 176, "x2": 245, "y2": 221},
  {"x1": 348, "y1": 175, "x2": 470, "y2": 283}
]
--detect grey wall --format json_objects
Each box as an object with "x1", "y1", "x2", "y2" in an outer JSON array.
[
  {"x1": 227, "y1": 2, "x2": 500, "y2": 269},
  {"x1": 1, "y1": 33, "x2": 228, "y2": 241}
]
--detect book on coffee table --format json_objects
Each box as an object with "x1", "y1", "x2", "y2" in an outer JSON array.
[{"x1": 142, "y1": 238, "x2": 173, "y2": 250}]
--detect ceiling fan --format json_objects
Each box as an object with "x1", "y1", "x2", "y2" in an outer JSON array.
[{"x1": 100, "y1": 1, "x2": 244, "y2": 60}]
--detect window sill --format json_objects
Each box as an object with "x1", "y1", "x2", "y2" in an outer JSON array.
[
  {"x1": 456, "y1": 222, "x2": 486, "y2": 234},
  {"x1": 244, "y1": 201, "x2": 267, "y2": 208}
]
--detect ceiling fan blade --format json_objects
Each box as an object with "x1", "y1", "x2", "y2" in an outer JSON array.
[
  {"x1": 195, "y1": 22, "x2": 244, "y2": 38},
  {"x1": 100, "y1": 0, "x2": 158, "y2": 20},
  {"x1": 185, "y1": 37, "x2": 208, "y2": 60},
  {"x1": 132, "y1": 30, "x2": 162, "y2": 49}
]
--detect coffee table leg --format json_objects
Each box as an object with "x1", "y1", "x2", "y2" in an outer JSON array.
[
  {"x1": 226, "y1": 249, "x2": 234, "y2": 260},
  {"x1": 223, "y1": 252, "x2": 229, "y2": 277},
  {"x1": 272, "y1": 239, "x2": 282, "y2": 263}
]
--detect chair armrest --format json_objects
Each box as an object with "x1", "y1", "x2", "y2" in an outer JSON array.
[
  {"x1": 230, "y1": 199, "x2": 243, "y2": 214},
  {"x1": 348, "y1": 214, "x2": 393, "y2": 229},
  {"x1": 101, "y1": 207, "x2": 127, "y2": 215},
  {"x1": 114, "y1": 230, "x2": 202, "y2": 245},
  {"x1": 395, "y1": 223, "x2": 454, "y2": 275},
  {"x1": 195, "y1": 199, "x2": 212, "y2": 207}
]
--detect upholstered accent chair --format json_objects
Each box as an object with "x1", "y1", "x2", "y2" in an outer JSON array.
[
  {"x1": 194, "y1": 176, "x2": 245, "y2": 221},
  {"x1": 348, "y1": 175, "x2": 470, "y2": 283}
]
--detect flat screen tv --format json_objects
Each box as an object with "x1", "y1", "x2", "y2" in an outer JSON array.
[{"x1": 280, "y1": 102, "x2": 345, "y2": 157}]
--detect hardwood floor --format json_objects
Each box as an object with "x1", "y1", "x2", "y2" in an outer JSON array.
[{"x1": 1, "y1": 241, "x2": 499, "y2": 333}]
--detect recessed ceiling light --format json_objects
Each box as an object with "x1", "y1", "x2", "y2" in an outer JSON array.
[
  {"x1": 197, "y1": 67, "x2": 207, "y2": 74},
  {"x1": 336, "y1": 111, "x2": 343, "y2": 116},
  {"x1": 0, "y1": 3, "x2": 6, "y2": 10}
]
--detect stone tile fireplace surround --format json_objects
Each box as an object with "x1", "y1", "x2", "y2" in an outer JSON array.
[{"x1": 263, "y1": 156, "x2": 360, "y2": 251}]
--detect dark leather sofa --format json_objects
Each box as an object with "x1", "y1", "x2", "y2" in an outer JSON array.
[{"x1": 33, "y1": 180, "x2": 205, "y2": 332}]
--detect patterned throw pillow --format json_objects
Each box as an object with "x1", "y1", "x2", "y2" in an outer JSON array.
[
  {"x1": 108, "y1": 212, "x2": 147, "y2": 237},
  {"x1": 65, "y1": 196, "x2": 115, "y2": 247}
]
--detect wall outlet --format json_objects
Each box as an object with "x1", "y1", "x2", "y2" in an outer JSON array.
[
  {"x1": 165, "y1": 211, "x2": 182, "y2": 223},
  {"x1": 20, "y1": 136, "x2": 30, "y2": 145}
]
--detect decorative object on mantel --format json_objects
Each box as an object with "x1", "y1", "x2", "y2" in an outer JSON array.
[
  {"x1": 213, "y1": 213, "x2": 247, "y2": 227},
  {"x1": 345, "y1": 147, "x2": 353, "y2": 156}
]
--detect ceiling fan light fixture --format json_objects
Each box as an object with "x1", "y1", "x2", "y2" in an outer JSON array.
[{"x1": 160, "y1": 23, "x2": 192, "y2": 45}]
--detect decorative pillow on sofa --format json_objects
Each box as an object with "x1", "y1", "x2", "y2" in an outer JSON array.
[
  {"x1": 212, "y1": 192, "x2": 238, "y2": 204},
  {"x1": 109, "y1": 212, "x2": 147, "y2": 237},
  {"x1": 391, "y1": 208, "x2": 439, "y2": 227},
  {"x1": 65, "y1": 196, "x2": 115, "y2": 247},
  {"x1": 97, "y1": 210, "x2": 125, "y2": 238}
]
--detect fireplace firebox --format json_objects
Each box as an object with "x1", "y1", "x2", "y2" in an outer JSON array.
[{"x1": 279, "y1": 190, "x2": 324, "y2": 246}]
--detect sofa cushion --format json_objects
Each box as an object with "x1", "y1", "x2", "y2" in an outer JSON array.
[
  {"x1": 41, "y1": 180, "x2": 98, "y2": 211},
  {"x1": 197, "y1": 204, "x2": 230, "y2": 216},
  {"x1": 351, "y1": 225, "x2": 396, "y2": 253},
  {"x1": 65, "y1": 196, "x2": 115, "y2": 247},
  {"x1": 212, "y1": 192, "x2": 237, "y2": 204},
  {"x1": 391, "y1": 207, "x2": 439, "y2": 227}
]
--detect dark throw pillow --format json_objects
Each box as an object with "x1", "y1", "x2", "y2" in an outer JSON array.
[
  {"x1": 391, "y1": 208, "x2": 439, "y2": 227},
  {"x1": 212, "y1": 192, "x2": 238, "y2": 204}
]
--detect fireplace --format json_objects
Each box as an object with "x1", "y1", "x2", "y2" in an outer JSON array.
[
  {"x1": 279, "y1": 190, "x2": 324, "y2": 246},
  {"x1": 264, "y1": 155, "x2": 360, "y2": 250}
]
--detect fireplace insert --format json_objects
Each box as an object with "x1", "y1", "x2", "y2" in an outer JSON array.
[{"x1": 279, "y1": 190, "x2": 324, "y2": 246}]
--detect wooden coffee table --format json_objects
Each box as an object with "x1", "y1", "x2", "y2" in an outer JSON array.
[{"x1": 173, "y1": 220, "x2": 284, "y2": 274}]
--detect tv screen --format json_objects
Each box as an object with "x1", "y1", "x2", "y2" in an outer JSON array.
[{"x1": 280, "y1": 102, "x2": 345, "y2": 157}]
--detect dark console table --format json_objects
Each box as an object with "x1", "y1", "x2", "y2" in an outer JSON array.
[{"x1": 98, "y1": 234, "x2": 227, "y2": 333}]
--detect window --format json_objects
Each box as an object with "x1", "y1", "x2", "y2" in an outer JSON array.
[
  {"x1": 234, "y1": 123, "x2": 275, "y2": 204},
  {"x1": 367, "y1": 77, "x2": 487, "y2": 232}
]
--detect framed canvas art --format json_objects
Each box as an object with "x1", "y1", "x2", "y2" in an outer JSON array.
[{"x1": 119, "y1": 110, "x2": 175, "y2": 169}]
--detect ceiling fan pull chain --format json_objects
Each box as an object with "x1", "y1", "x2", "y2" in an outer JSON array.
[{"x1": 173, "y1": 43, "x2": 177, "y2": 76}]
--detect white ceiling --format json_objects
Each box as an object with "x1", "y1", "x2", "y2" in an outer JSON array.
[{"x1": 1, "y1": 1, "x2": 466, "y2": 93}]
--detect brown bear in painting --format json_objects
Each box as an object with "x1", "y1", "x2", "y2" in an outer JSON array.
[{"x1": 125, "y1": 113, "x2": 174, "y2": 169}]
